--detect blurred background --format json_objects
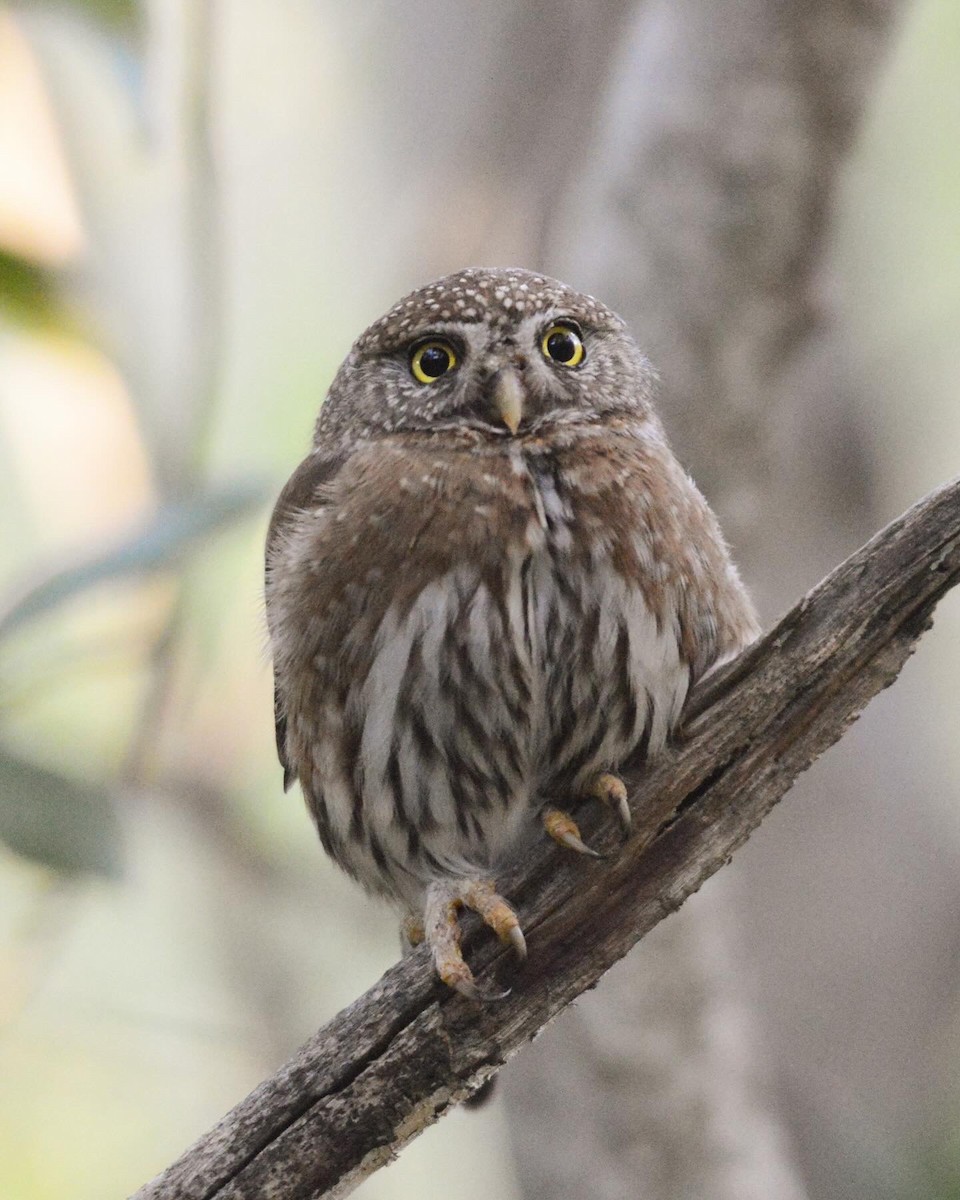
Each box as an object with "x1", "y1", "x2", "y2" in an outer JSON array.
[{"x1": 0, "y1": 2, "x2": 958, "y2": 1198}]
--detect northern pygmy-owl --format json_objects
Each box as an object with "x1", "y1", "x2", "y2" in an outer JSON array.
[{"x1": 265, "y1": 267, "x2": 758, "y2": 998}]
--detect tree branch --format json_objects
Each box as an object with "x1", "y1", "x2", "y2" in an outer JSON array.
[{"x1": 134, "y1": 476, "x2": 960, "y2": 1200}]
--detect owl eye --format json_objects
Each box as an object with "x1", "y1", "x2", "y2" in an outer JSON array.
[
  {"x1": 541, "y1": 322, "x2": 585, "y2": 368},
  {"x1": 410, "y1": 339, "x2": 458, "y2": 384}
]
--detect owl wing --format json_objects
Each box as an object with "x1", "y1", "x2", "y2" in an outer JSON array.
[{"x1": 265, "y1": 448, "x2": 345, "y2": 791}]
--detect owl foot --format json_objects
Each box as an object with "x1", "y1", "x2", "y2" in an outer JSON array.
[
  {"x1": 400, "y1": 914, "x2": 425, "y2": 956},
  {"x1": 541, "y1": 808, "x2": 604, "y2": 858},
  {"x1": 423, "y1": 878, "x2": 526, "y2": 1001},
  {"x1": 585, "y1": 771, "x2": 632, "y2": 835}
]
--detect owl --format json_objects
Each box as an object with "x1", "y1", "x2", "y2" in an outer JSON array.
[{"x1": 265, "y1": 267, "x2": 758, "y2": 999}]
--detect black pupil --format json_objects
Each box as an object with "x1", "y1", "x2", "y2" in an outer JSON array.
[
  {"x1": 419, "y1": 345, "x2": 450, "y2": 377},
  {"x1": 547, "y1": 329, "x2": 578, "y2": 362}
]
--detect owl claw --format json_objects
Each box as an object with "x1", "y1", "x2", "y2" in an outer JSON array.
[
  {"x1": 586, "y1": 772, "x2": 632, "y2": 838},
  {"x1": 424, "y1": 879, "x2": 524, "y2": 1000},
  {"x1": 556, "y1": 828, "x2": 604, "y2": 858},
  {"x1": 542, "y1": 808, "x2": 604, "y2": 858},
  {"x1": 399, "y1": 914, "x2": 425, "y2": 956},
  {"x1": 508, "y1": 923, "x2": 527, "y2": 961},
  {"x1": 453, "y1": 977, "x2": 512, "y2": 1003}
]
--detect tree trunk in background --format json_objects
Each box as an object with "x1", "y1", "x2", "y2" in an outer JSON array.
[
  {"x1": 505, "y1": 885, "x2": 809, "y2": 1200},
  {"x1": 464, "y1": 2, "x2": 952, "y2": 1198}
]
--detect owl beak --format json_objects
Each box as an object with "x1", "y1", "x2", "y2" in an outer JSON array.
[{"x1": 491, "y1": 368, "x2": 523, "y2": 435}]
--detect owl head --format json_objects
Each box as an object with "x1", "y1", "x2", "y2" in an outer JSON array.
[{"x1": 314, "y1": 267, "x2": 657, "y2": 447}]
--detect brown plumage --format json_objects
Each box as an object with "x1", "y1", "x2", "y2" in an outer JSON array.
[{"x1": 265, "y1": 267, "x2": 758, "y2": 997}]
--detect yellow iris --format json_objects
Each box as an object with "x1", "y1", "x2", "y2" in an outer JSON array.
[
  {"x1": 540, "y1": 322, "x2": 585, "y2": 367},
  {"x1": 410, "y1": 340, "x2": 457, "y2": 383}
]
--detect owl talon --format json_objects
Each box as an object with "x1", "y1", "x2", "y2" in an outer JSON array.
[
  {"x1": 424, "y1": 878, "x2": 524, "y2": 999},
  {"x1": 453, "y1": 977, "x2": 512, "y2": 1003},
  {"x1": 542, "y1": 808, "x2": 604, "y2": 858},
  {"x1": 586, "y1": 772, "x2": 632, "y2": 837},
  {"x1": 400, "y1": 914, "x2": 425, "y2": 956},
  {"x1": 557, "y1": 829, "x2": 604, "y2": 858},
  {"x1": 508, "y1": 923, "x2": 527, "y2": 961}
]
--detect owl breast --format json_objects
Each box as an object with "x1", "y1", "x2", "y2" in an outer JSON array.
[{"x1": 282, "y1": 432, "x2": 691, "y2": 906}]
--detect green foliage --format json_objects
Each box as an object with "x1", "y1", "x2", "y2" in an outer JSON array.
[
  {"x1": 0, "y1": 249, "x2": 66, "y2": 331},
  {"x1": 55, "y1": 0, "x2": 138, "y2": 34},
  {"x1": 0, "y1": 483, "x2": 267, "y2": 641},
  {"x1": 0, "y1": 745, "x2": 120, "y2": 876}
]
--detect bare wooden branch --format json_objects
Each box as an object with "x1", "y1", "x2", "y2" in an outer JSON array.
[{"x1": 134, "y1": 476, "x2": 960, "y2": 1200}]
